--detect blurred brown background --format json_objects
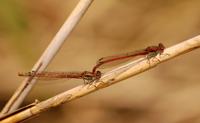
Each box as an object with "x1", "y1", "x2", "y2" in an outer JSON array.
[{"x1": 0, "y1": 0, "x2": 200, "y2": 123}]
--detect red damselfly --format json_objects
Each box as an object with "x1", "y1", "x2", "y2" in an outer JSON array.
[
  {"x1": 92, "y1": 43, "x2": 165, "y2": 73},
  {"x1": 18, "y1": 71, "x2": 101, "y2": 84}
]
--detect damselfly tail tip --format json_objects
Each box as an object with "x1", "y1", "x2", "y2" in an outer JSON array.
[
  {"x1": 18, "y1": 72, "x2": 32, "y2": 77},
  {"x1": 18, "y1": 72, "x2": 25, "y2": 76}
]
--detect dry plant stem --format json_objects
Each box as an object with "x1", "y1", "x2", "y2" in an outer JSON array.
[
  {"x1": 1, "y1": 35, "x2": 200, "y2": 123},
  {"x1": 0, "y1": 0, "x2": 94, "y2": 116}
]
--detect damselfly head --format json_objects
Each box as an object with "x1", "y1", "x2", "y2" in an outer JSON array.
[{"x1": 158, "y1": 43, "x2": 165, "y2": 51}]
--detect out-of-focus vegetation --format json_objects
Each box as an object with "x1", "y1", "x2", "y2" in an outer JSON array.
[{"x1": 0, "y1": 0, "x2": 200, "y2": 123}]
